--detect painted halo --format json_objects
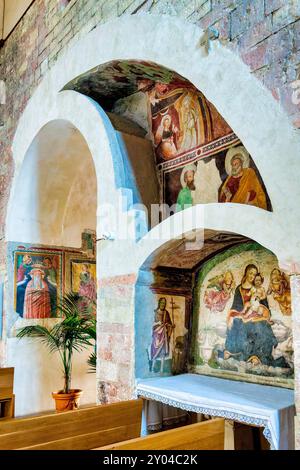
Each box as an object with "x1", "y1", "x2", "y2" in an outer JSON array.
[
  {"x1": 180, "y1": 163, "x2": 197, "y2": 188},
  {"x1": 225, "y1": 145, "x2": 250, "y2": 176}
]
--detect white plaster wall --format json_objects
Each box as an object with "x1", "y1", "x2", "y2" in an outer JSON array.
[
  {"x1": 8, "y1": 119, "x2": 96, "y2": 247},
  {"x1": 5, "y1": 119, "x2": 97, "y2": 415},
  {"x1": 7, "y1": 338, "x2": 96, "y2": 416}
]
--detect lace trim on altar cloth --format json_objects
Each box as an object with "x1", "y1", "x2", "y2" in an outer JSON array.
[
  {"x1": 135, "y1": 388, "x2": 274, "y2": 450},
  {"x1": 147, "y1": 415, "x2": 188, "y2": 432}
]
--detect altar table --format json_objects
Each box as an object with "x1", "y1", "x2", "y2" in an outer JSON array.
[{"x1": 136, "y1": 373, "x2": 295, "y2": 450}]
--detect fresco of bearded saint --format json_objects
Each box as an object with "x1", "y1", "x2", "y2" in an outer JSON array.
[{"x1": 219, "y1": 146, "x2": 267, "y2": 210}]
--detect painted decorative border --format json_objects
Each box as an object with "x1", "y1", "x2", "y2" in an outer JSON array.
[{"x1": 157, "y1": 132, "x2": 240, "y2": 172}]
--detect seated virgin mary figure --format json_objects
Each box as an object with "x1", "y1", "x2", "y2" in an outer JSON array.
[{"x1": 224, "y1": 264, "x2": 289, "y2": 368}]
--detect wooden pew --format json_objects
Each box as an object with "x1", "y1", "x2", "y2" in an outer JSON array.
[
  {"x1": 0, "y1": 399, "x2": 142, "y2": 450},
  {"x1": 0, "y1": 368, "x2": 15, "y2": 419},
  {"x1": 97, "y1": 418, "x2": 225, "y2": 450}
]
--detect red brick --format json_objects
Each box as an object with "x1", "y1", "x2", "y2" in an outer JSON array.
[
  {"x1": 265, "y1": 27, "x2": 293, "y2": 64},
  {"x1": 239, "y1": 17, "x2": 272, "y2": 48},
  {"x1": 211, "y1": 14, "x2": 230, "y2": 41},
  {"x1": 231, "y1": 0, "x2": 265, "y2": 39},
  {"x1": 241, "y1": 41, "x2": 269, "y2": 71}
]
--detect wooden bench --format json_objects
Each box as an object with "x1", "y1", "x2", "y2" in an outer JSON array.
[
  {"x1": 0, "y1": 368, "x2": 15, "y2": 419},
  {"x1": 96, "y1": 418, "x2": 225, "y2": 450},
  {"x1": 0, "y1": 399, "x2": 142, "y2": 450}
]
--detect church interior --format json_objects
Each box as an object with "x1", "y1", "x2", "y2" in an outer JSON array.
[{"x1": 1, "y1": 0, "x2": 300, "y2": 454}]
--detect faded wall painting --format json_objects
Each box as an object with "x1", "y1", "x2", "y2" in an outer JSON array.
[
  {"x1": 14, "y1": 250, "x2": 62, "y2": 319},
  {"x1": 70, "y1": 260, "x2": 96, "y2": 315},
  {"x1": 192, "y1": 243, "x2": 293, "y2": 388},
  {"x1": 148, "y1": 295, "x2": 188, "y2": 375},
  {"x1": 164, "y1": 145, "x2": 271, "y2": 211}
]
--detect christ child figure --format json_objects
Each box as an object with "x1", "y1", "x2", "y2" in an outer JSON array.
[{"x1": 253, "y1": 273, "x2": 267, "y2": 302}]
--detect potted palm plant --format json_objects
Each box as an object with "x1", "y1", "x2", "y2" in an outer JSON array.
[{"x1": 17, "y1": 292, "x2": 96, "y2": 412}]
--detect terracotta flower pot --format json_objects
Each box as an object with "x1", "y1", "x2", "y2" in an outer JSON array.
[{"x1": 52, "y1": 389, "x2": 83, "y2": 412}]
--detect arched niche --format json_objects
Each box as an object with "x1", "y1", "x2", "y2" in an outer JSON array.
[
  {"x1": 64, "y1": 59, "x2": 272, "y2": 214},
  {"x1": 5, "y1": 118, "x2": 98, "y2": 416}
]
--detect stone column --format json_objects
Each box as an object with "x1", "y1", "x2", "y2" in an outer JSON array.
[{"x1": 290, "y1": 272, "x2": 300, "y2": 449}]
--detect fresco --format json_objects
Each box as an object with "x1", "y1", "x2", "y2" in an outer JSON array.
[
  {"x1": 14, "y1": 250, "x2": 62, "y2": 319},
  {"x1": 64, "y1": 60, "x2": 192, "y2": 109},
  {"x1": 143, "y1": 83, "x2": 232, "y2": 163},
  {"x1": 70, "y1": 260, "x2": 96, "y2": 315},
  {"x1": 164, "y1": 145, "x2": 271, "y2": 212},
  {"x1": 148, "y1": 295, "x2": 188, "y2": 375},
  {"x1": 192, "y1": 243, "x2": 293, "y2": 388},
  {"x1": 64, "y1": 59, "x2": 271, "y2": 212}
]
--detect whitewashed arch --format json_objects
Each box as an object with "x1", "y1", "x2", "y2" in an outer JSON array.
[
  {"x1": 5, "y1": 13, "x2": 300, "y2": 422},
  {"x1": 7, "y1": 13, "x2": 300, "y2": 270}
]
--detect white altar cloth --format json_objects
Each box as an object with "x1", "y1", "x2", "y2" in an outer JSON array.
[{"x1": 136, "y1": 373, "x2": 295, "y2": 450}]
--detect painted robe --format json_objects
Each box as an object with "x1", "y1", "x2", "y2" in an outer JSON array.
[
  {"x1": 176, "y1": 187, "x2": 193, "y2": 211},
  {"x1": 79, "y1": 272, "x2": 96, "y2": 302},
  {"x1": 220, "y1": 168, "x2": 267, "y2": 209},
  {"x1": 224, "y1": 285, "x2": 289, "y2": 367},
  {"x1": 151, "y1": 308, "x2": 173, "y2": 360}
]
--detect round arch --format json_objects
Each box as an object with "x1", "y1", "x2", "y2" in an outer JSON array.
[{"x1": 5, "y1": 14, "x2": 300, "y2": 419}]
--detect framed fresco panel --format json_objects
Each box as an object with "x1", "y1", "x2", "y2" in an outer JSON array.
[
  {"x1": 191, "y1": 242, "x2": 293, "y2": 389},
  {"x1": 14, "y1": 250, "x2": 63, "y2": 319},
  {"x1": 148, "y1": 294, "x2": 187, "y2": 375}
]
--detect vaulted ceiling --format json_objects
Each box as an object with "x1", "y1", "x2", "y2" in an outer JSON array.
[{"x1": 143, "y1": 230, "x2": 251, "y2": 272}]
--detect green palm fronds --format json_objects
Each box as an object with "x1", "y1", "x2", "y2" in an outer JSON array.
[{"x1": 87, "y1": 351, "x2": 97, "y2": 373}]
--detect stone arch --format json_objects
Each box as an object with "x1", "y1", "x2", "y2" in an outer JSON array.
[
  {"x1": 134, "y1": 231, "x2": 294, "y2": 393},
  {"x1": 5, "y1": 14, "x2": 300, "y2": 412},
  {"x1": 8, "y1": 14, "x2": 300, "y2": 266}
]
